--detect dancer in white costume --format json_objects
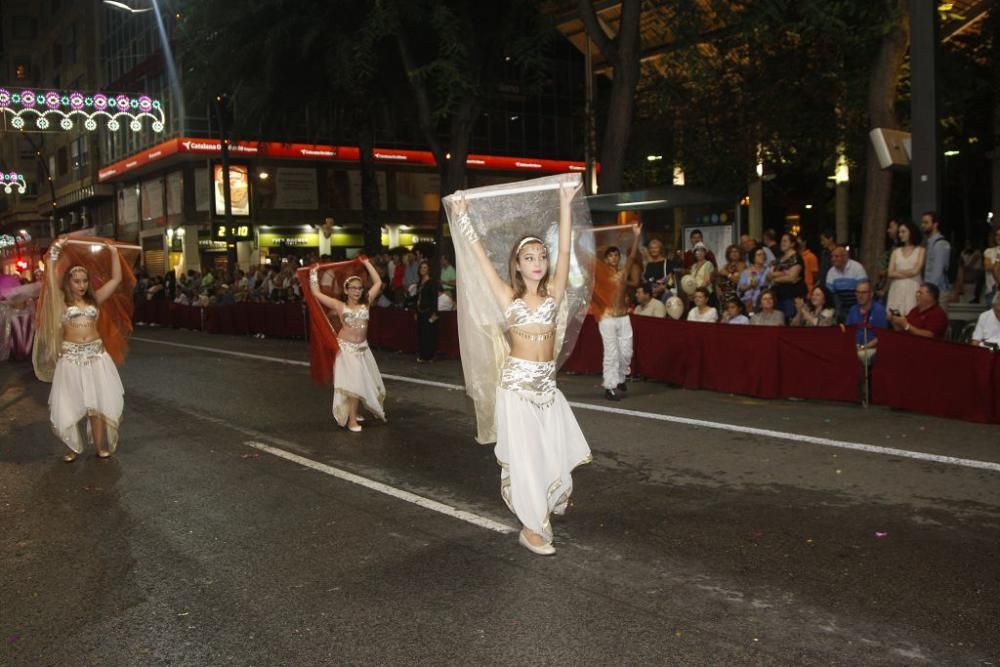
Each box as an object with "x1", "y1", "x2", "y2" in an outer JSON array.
[
  {"x1": 35, "y1": 239, "x2": 136, "y2": 461},
  {"x1": 308, "y1": 257, "x2": 386, "y2": 432},
  {"x1": 451, "y1": 180, "x2": 592, "y2": 556}
]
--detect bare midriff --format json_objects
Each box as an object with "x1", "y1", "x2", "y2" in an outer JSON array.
[
  {"x1": 604, "y1": 270, "x2": 628, "y2": 318},
  {"x1": 509, "y1": 330, "x2": 555, "y2": 362},
  {"x1": 63, "y1": 314, "x2": 100, "y2": 344}
]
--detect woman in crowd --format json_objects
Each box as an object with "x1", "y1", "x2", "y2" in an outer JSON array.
[
  {"x1": 737, "y1": 246, "x2": 770, "y2": 313},
  {"x1": 451, "y1": 180, "x2": 591, "y2": 557},
  {"x1": 715, "y1": 244, "x2": 746, "y2": 307},
  {"x1": 688, "y1": 243, "x2": 715, "y2": 294},
  {"x1": 886, "y1": 220, "x2": 924, "y2": 316},
  {"x1": 875, "y1": 219, "x2": 900, "y2": 300},
  {"x1": 768, "y1": 232, "x2": 807, "y2": 321},
  {"x1": 958, "y1": 239, "x2": 984, "y2": 303},
  {"x1": 415, "y1": 259, "x2": 439, "y2": 363},
  {"x1": 750, "y1": 289, "x2": 785, "y2": 326},
  {"x1": 720, "y1": 297, "x2": 750, "y2": 325},
  {"x1": 985, "y1": 226, "x2": 1000, "y2": 300},
  {"x1": 791, "y1": 285, "x2": 836, "y2": 327},
  {"x1": 35, "y1": 238, "x2": 136, "y2": 461},
  {"x1": 686, "y1": 286, "x2": 719, "y2": 323},
  {"x1": 307, "y1": 257, "x2": 386, "y2": 432}
]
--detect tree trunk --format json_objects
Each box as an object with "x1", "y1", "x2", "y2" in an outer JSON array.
[
  {"x1": 598, "y1": 58, "x2": 641, "y2": 195},
  {"x1": 579, "y1": 0, "x2": 642, "y2": 196},
  {"x1": 357, "y1": 120, "x2": 381, "y2": 255},
  {"x1": 991, "y1": 9, "x2": 1000, "y2": 226},
  {"x1": 860, "y1": 0, "x2": 910, "y2": 275},
  {"x1": 433, "y1": 98, "x2": 477, "y2": 276}
]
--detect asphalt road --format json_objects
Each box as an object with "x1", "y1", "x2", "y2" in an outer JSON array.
[{"x1": 1, "y1": 326, "x2": 998, "y2": 666}]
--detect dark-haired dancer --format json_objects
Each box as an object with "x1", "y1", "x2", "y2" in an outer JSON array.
[
  {"x1": 594, "y1": 228, "x2": 640, "y2": 401},
  {"x1": 307, "y1": 257, "x2": 385, "y2": 432}
]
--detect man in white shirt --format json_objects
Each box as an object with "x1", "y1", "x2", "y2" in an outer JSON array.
[
  {"x1": 825, "y1": 246, "x2": 869, "y2": 321},
  {"x1": 437, "y1": 289, "x2": 455, "y2": 312},
  {"x1": 317, "y1": 217, "x2": 334, "y2": 257},
  {"x1": 971, "y1": 292, "x2": 1000, "y2": 347},
  {"x1": 633, "y1": 284, "x2": 666, "y2": 317}
]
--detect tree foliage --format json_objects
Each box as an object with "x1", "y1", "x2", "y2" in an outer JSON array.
[{"x1": 177, "y1": 0, "x2": 400, "y2": 253}]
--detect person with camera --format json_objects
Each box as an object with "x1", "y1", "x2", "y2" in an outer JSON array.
[
  {"x1": 971, "y1": 292, "x2": 1000, "y2": 348},
  {"x1": 889, "y1": 282, "x2": 948, "y2": 339}
]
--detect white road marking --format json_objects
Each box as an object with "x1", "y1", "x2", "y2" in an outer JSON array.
[
  {"x1": 166, "y1": 400, "x2": 515, "y2": 534},
  {"x1": 133, "y1": 336, "x2": 1000, "y2": 473},
  {"x1": 242, "y1": 440, "x2": 515, "y2": 534},
  {"x1": 133, "y1": 336, "x2": 310, "y2": 367}
]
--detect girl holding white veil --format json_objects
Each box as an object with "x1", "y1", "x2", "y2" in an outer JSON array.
[{"x1": 446, "y1": 174, "x2": 593, "y2": 556}]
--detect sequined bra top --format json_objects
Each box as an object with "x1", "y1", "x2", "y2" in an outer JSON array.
[
  {"x1": 505, "y1": 297, "x2": 556, "y2": 341},
  {"x1": 62, "y1": 304, "x2": 98, "y2": 323},
  {"x1": 341, "y1": 305, "x2": 369, "y2": 330}
]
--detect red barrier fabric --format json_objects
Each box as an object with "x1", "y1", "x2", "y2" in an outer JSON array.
[
  {"x1": 131, "y1": 304, "x2": 999, "y2": 423},
  {"x1": 169, "y1": 303, "x2": 203, "y2": 330},
  {"x1": 368, "y1": 307, "x2": 417, "y2": 354},
  {"x1": 366, "y1": 308, "x2": 461, "y2": 358},
  {"x1": 629, "y1": 317, "x2": 859, "y2": 401},
  {"x1": 872, "y1": 329, "x2": 999, "y2": 423}
]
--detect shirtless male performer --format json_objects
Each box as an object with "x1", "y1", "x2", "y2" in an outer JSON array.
[{"x1": 596, "y1": 226, "x2": 641, "y2": 401}]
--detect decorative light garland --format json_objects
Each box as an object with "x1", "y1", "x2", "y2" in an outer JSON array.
[
  {"x1": 0, "y1": 88, "x2": 165, "y2": 133},
  {"x1": 0, "y1": 171, "x2": 26, "y2": 194},
  {"x1": 0, "y1": 230, "x2": 31, "y2": 249}
]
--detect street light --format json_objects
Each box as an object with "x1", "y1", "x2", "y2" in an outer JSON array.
[{"x1": 102, "y1": 0, "x2": 153, "y2": 14}]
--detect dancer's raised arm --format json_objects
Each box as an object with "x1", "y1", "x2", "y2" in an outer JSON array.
[
  {"x1": 94, "y1": 243, "x2": 122, "y2": 304},
  {"x1": 549, "y1": 181, "x2": 581, "y2": 299},
  {"x1": 308, "y1": 267, "x2": 345, "y2": 314},
  {"x1": 361, "y1": 257, "x2": 383, "y2": 303},
  {"x1": 453, "y1": 194, "x2": 512, "y2": 305}
]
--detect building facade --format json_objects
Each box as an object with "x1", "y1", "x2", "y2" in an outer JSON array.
[{"x1": 0, "y1": 1, "x2": 588, "y2": 278}]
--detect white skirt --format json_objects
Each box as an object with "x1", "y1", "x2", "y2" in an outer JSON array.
[
  {"x1": 49, "y1": 340, "x2": 125, "y2": 454},
  {"x1": 494, "y1": 357, "x2": 592, "y2": 542},
  {"x1": 333, "y1": 339, "x2": 386, "y2": 426}
]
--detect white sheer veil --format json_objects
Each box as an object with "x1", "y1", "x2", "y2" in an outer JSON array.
[{"x1": 442, "y1": 173, "x2": 594, "y2": 444}]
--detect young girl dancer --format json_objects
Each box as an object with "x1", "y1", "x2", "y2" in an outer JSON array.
[
  {"x1": 35, "y1": 238, "x2": 135, "y2": 461},
  {"x1": 451, "y1": 179, "x2": 592, "y2": 556},
  {"x1": 305, "y1": 257, "x2": 386, "y2": 432}
]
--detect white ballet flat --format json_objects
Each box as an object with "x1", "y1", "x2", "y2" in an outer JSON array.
[
  {"x1": 519, "y1": 530, "x2": 555, "y2": 556},
  {"x1": 347, "y1": 424, "x2": 363, "y2": 433},
  {"x1": 355, "y1": 416, "x2": 365, "y2": 423}
]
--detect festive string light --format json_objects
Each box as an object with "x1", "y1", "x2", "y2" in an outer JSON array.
[
  {"x1": 0, "y1": 230, "x2": 31, "y2": 248},
  {"x1": 0, "y1": 87, "x2": 165, "y2": 133},
  {"x1": 0, "y1": 171, "x2": 27, "y2": 194}
]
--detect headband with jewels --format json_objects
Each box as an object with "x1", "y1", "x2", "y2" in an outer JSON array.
[
  {"x1": 343, "y1": 275, "x2": 363, "y2": 290},
  {"x1": 515, "y1": 236, "x2": 546, "y2": 255},
  {"x1": 68, "y1": 265, "x2": 88, "y2": 275}
]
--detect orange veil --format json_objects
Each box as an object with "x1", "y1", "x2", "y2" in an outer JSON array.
[
  {"x1": 33, "y1": 236, "x2": 139, "y2": 382},
  {"x1": 296, "y1": 258, "x2": 368, "y2": 385},
  {"x1": 590, "y1": 224, "x2": 639, "y2": 320}
]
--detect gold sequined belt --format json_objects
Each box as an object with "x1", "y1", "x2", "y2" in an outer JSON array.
[
  {"x1": 500, "y1": 356, "x2": 556, "y2": 407},
  {"x1": 59, "y1": 339, "x2": 106, "y2": 365},
  {"x1": 338, "y1": 338, "x2": 369, "y2": 354},
  {"x1": 510, "y1": 325, "x2": 554, "y2": 342}
]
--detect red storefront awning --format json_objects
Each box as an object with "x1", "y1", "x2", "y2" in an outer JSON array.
[{"x1": 97, "y1": 137, "x2": 590, "y2": 182}]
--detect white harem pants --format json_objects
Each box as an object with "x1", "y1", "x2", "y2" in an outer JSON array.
[{"x1": 598, "y1": 314, "x2": 633, "y2": 389}]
